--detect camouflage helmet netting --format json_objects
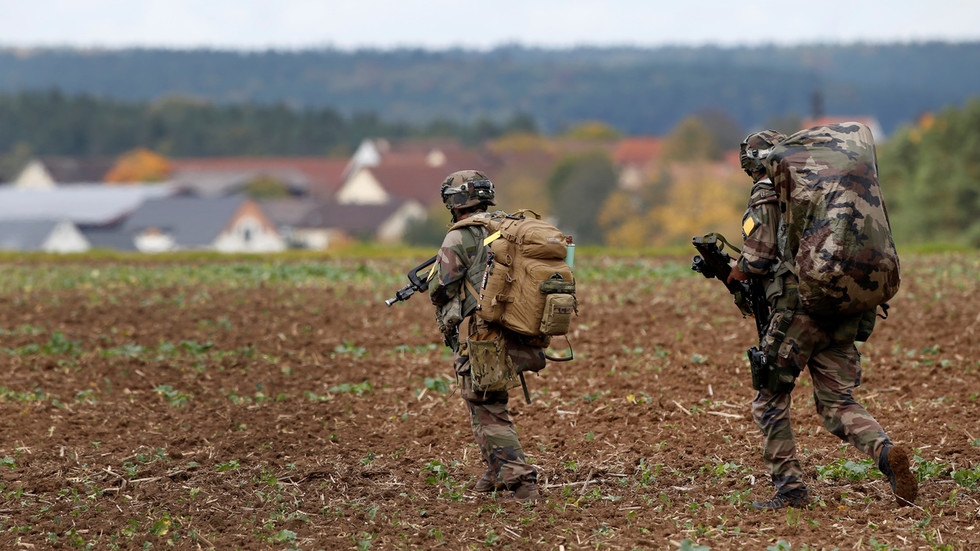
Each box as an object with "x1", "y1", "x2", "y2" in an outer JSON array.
[
  {"x1": 440, "y1": 170, "x2": 496, "y2": 210},
  {"x1": 740, "y1": 130, "x2": 786, "y2": 176}
]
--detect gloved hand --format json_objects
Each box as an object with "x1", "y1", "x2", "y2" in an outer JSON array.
[{"x1": 727, "y1": 264, "x2": 749, "y2": 283}]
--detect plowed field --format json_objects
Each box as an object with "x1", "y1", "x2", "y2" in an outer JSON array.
[{"x1": 0, "y1": 253, "x2": 978, "y2": 550}]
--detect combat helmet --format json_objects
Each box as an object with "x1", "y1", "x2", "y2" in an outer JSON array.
[
  {"x1": 739, "y1": 130, "x2": 786, "y2": 177},
  {"x1": 440, "y1": 170, "x2": 495, "y2": 211}
]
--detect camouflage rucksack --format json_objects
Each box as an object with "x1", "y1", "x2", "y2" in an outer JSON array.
[{"x1": 764, "y1": 122, "x2": 900, "y2": 317}]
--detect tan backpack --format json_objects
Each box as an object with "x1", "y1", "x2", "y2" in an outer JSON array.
[{"x1": 454, "y1": 210, "x2": 577, "y2": 338}]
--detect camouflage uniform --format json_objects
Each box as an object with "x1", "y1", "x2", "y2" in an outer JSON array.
[
  {"x1": 429, "y1": 211, "x2": 540, "y2": 491},
  {"x1": 737, "y1": 170, "x2": 891, "y2": 495}
]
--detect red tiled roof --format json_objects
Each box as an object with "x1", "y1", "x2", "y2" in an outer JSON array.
[
  {"x1": 170, "y1": 157, "x2": 349, "y2": 198},
  {"x1": 612, "y1": 137, "x2": 663, "y2": 166},
  {"x1": 362, "y1": 160, "x2": 453, "y2": 206}
]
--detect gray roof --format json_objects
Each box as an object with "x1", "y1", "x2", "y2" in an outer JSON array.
[
  {"x1": 81, "y1": 227, "x2": 139, "y2": 251},
  {"x1": 0, "y1": 183, "x2": 178, "y2": 226},
  {"x1": 299, "y1": 200, "x2": 404, "y2": 234},
  {"x1": 0, "y1": 219, "x2": 63, "y2": 250},
  {"x1": 258, "y1": 197, "x2": 320, "y2": 227},
  {"x1": 121, "y1": 195, "x2": 249, "y2": 247}
]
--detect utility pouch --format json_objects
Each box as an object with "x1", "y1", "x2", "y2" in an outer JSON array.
[
  {"x1": 769, "y1": 366, "x2": 797, "y2": 394},
  {"x1": 468, "y1": 329, "x2": 521, "y2": 392},
  {"x1": 539, "y1": 293, "x2": 576, "y2": 335}
]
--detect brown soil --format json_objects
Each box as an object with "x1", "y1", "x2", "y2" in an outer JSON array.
[{"x1": 0, "y1": 254, "x2": 978, "y2": 550}]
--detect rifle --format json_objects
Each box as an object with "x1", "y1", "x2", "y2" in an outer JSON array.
[
  {"x1": 691, "y1": 233, "x2": 773, "y2": 391},
  {"x1": 691, "y1": 234, "x2": 769, "y2": 340},
  {"x1": 384, "y1": 255, "x2": 437, "y2": 307},
  {"x1": 385, "y1": 254, "x2": 460, "y2": 352}
]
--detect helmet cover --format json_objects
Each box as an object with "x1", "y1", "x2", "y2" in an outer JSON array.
[
  {"x1": 440, "y1": 170, "x2": 495, "y2": 210},
  {"x1": 740, "y1": 130, "x2": 786, "y2": 176}
]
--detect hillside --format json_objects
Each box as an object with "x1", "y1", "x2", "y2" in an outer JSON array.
[{"x1": 2, "y1": 42, "x2": 979, "y2": 135}]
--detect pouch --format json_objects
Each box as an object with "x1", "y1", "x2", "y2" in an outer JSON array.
[
  {"x1": 468, "y1": 329, "x2": 521, "y2": 392},
  {"x1": 539, "y1": 293, "x2": 576, "y2": 335}
]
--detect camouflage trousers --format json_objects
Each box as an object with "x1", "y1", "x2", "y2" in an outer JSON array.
[
  {"x1": 753, "y1": 309, "x2": 891, "y2": 492},
  {"x1": 460, "y1": 374, "x2": 537, "y2": 489}
]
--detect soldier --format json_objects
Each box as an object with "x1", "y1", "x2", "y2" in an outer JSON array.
[
  {"x1": 429, "y1": 170, "x2": 544, "y2": 501},
  {"x1": 728, "y1": 130, "x2": 918, "y2": 509}
]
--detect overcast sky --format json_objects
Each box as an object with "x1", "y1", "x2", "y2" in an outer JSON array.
[{"x1": 2, "y1": 0, "x2": 979, "y2": 51}]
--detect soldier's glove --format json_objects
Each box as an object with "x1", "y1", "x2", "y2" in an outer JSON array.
[{"x1": 728, "y1": 264, "x2": 749, "y2": 283}]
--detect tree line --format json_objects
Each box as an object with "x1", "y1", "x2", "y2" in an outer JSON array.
[
  {"x1": 2, "y1": 43, "x2": 980, "y2": 136},
  {"x1": 0, "y1": 89, "x2": 537, "y2": 163}
]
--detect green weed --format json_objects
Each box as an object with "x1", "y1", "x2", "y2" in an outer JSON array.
[
  {"x1": 952, "y1": 464, "x2": 980, "y2": 489},
  {"x1": 815, "y1": 457, "x2": 876, "y2": 482},
  {"x1": 154, "y1": 384, "x2": 192, "y2": 408},
  {"x1": 330, "y1": 381, "x2": 373, "y2": 396}
]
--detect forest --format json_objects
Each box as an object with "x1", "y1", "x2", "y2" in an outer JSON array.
[{"x1": 2, "y1": 42, "x2": 979, "y2": 135}]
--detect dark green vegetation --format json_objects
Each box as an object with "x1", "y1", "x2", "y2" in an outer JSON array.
[
  {"x1": 879, "y1": 98, "x2": 980, "y2": 247},
  {"x1": 2, "y1": 43, "x2": 979, "y2": 137}
]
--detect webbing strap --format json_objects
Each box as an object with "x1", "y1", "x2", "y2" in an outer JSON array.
[{"x1": 708, "y1": 232, "x2": 743, "y2": 255}]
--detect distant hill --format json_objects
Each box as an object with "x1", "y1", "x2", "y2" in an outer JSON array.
[{"x1": 1, "y1": 43, "x2": 979, "y2": 136}]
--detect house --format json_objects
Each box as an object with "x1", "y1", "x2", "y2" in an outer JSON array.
[
  {"x1": 168, "y1": 157, "x2": 349, "y2": 200},
  {"x1": 119, "y1": 195, "x2": 286, "y2": 253},
  {"x1": 335, "y1": 160, "x2": 450, "y2": 207},
  {"x1": 344, "y1": 137, "x2": 499, "y2": 179},
  {"x1": 12, "y1": 156, "x2": 116, "y2": 189},
  {"x1": 256, "y1": 197, "x2": 322, "y2": 249},
  {"x1": 296, "y1": 199, "x2": 427, "y2": 247},
  {"x1": 0, "y1": 219, "x2": 91, "y2": 253},
  {"x1": 612, "y1": 137, "x2": 663, "y2": 191}
]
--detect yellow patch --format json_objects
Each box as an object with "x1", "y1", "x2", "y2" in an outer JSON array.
[{"x1": 742, "y1": 217, "x2": 756, "y2": 236}]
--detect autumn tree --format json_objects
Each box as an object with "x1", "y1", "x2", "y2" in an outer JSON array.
[
  {"x1": 661, "y1": 116, "x2": 721, "y2": 162},
  {"x1": 879, "y1": 99, "x2": 980, "y2": 246},
  {"x1": 599, "y1": 164, "x2": 748, "y2": 248},
  {"x1": 105, "y1": 147, "x2": 171, "y2": 182},
  {"x1": 562, "y1": 120, "x2": 621, "y2": 142}
]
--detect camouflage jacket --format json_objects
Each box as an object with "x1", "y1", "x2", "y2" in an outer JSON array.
[
  {"x1": 429, "y1": 212, "x2": 492, "y2": 335},
  {"x1": 737, "y1": 177, "x2": 780, "y2": 277}
]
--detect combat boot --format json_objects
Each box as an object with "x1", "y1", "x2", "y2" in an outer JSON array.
[
  {"x1": 751, "y1": 487, "x2": 809, "y2": 510},
  {"x1": 511, "y1": 482, "x2": 541, "y2": 502},
  {"x1": 878, "y1": 444, "x2": 917, "y2": 507},
  {"x1": 473, "y1": 468, "x2": 506, "y2": 493}
]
